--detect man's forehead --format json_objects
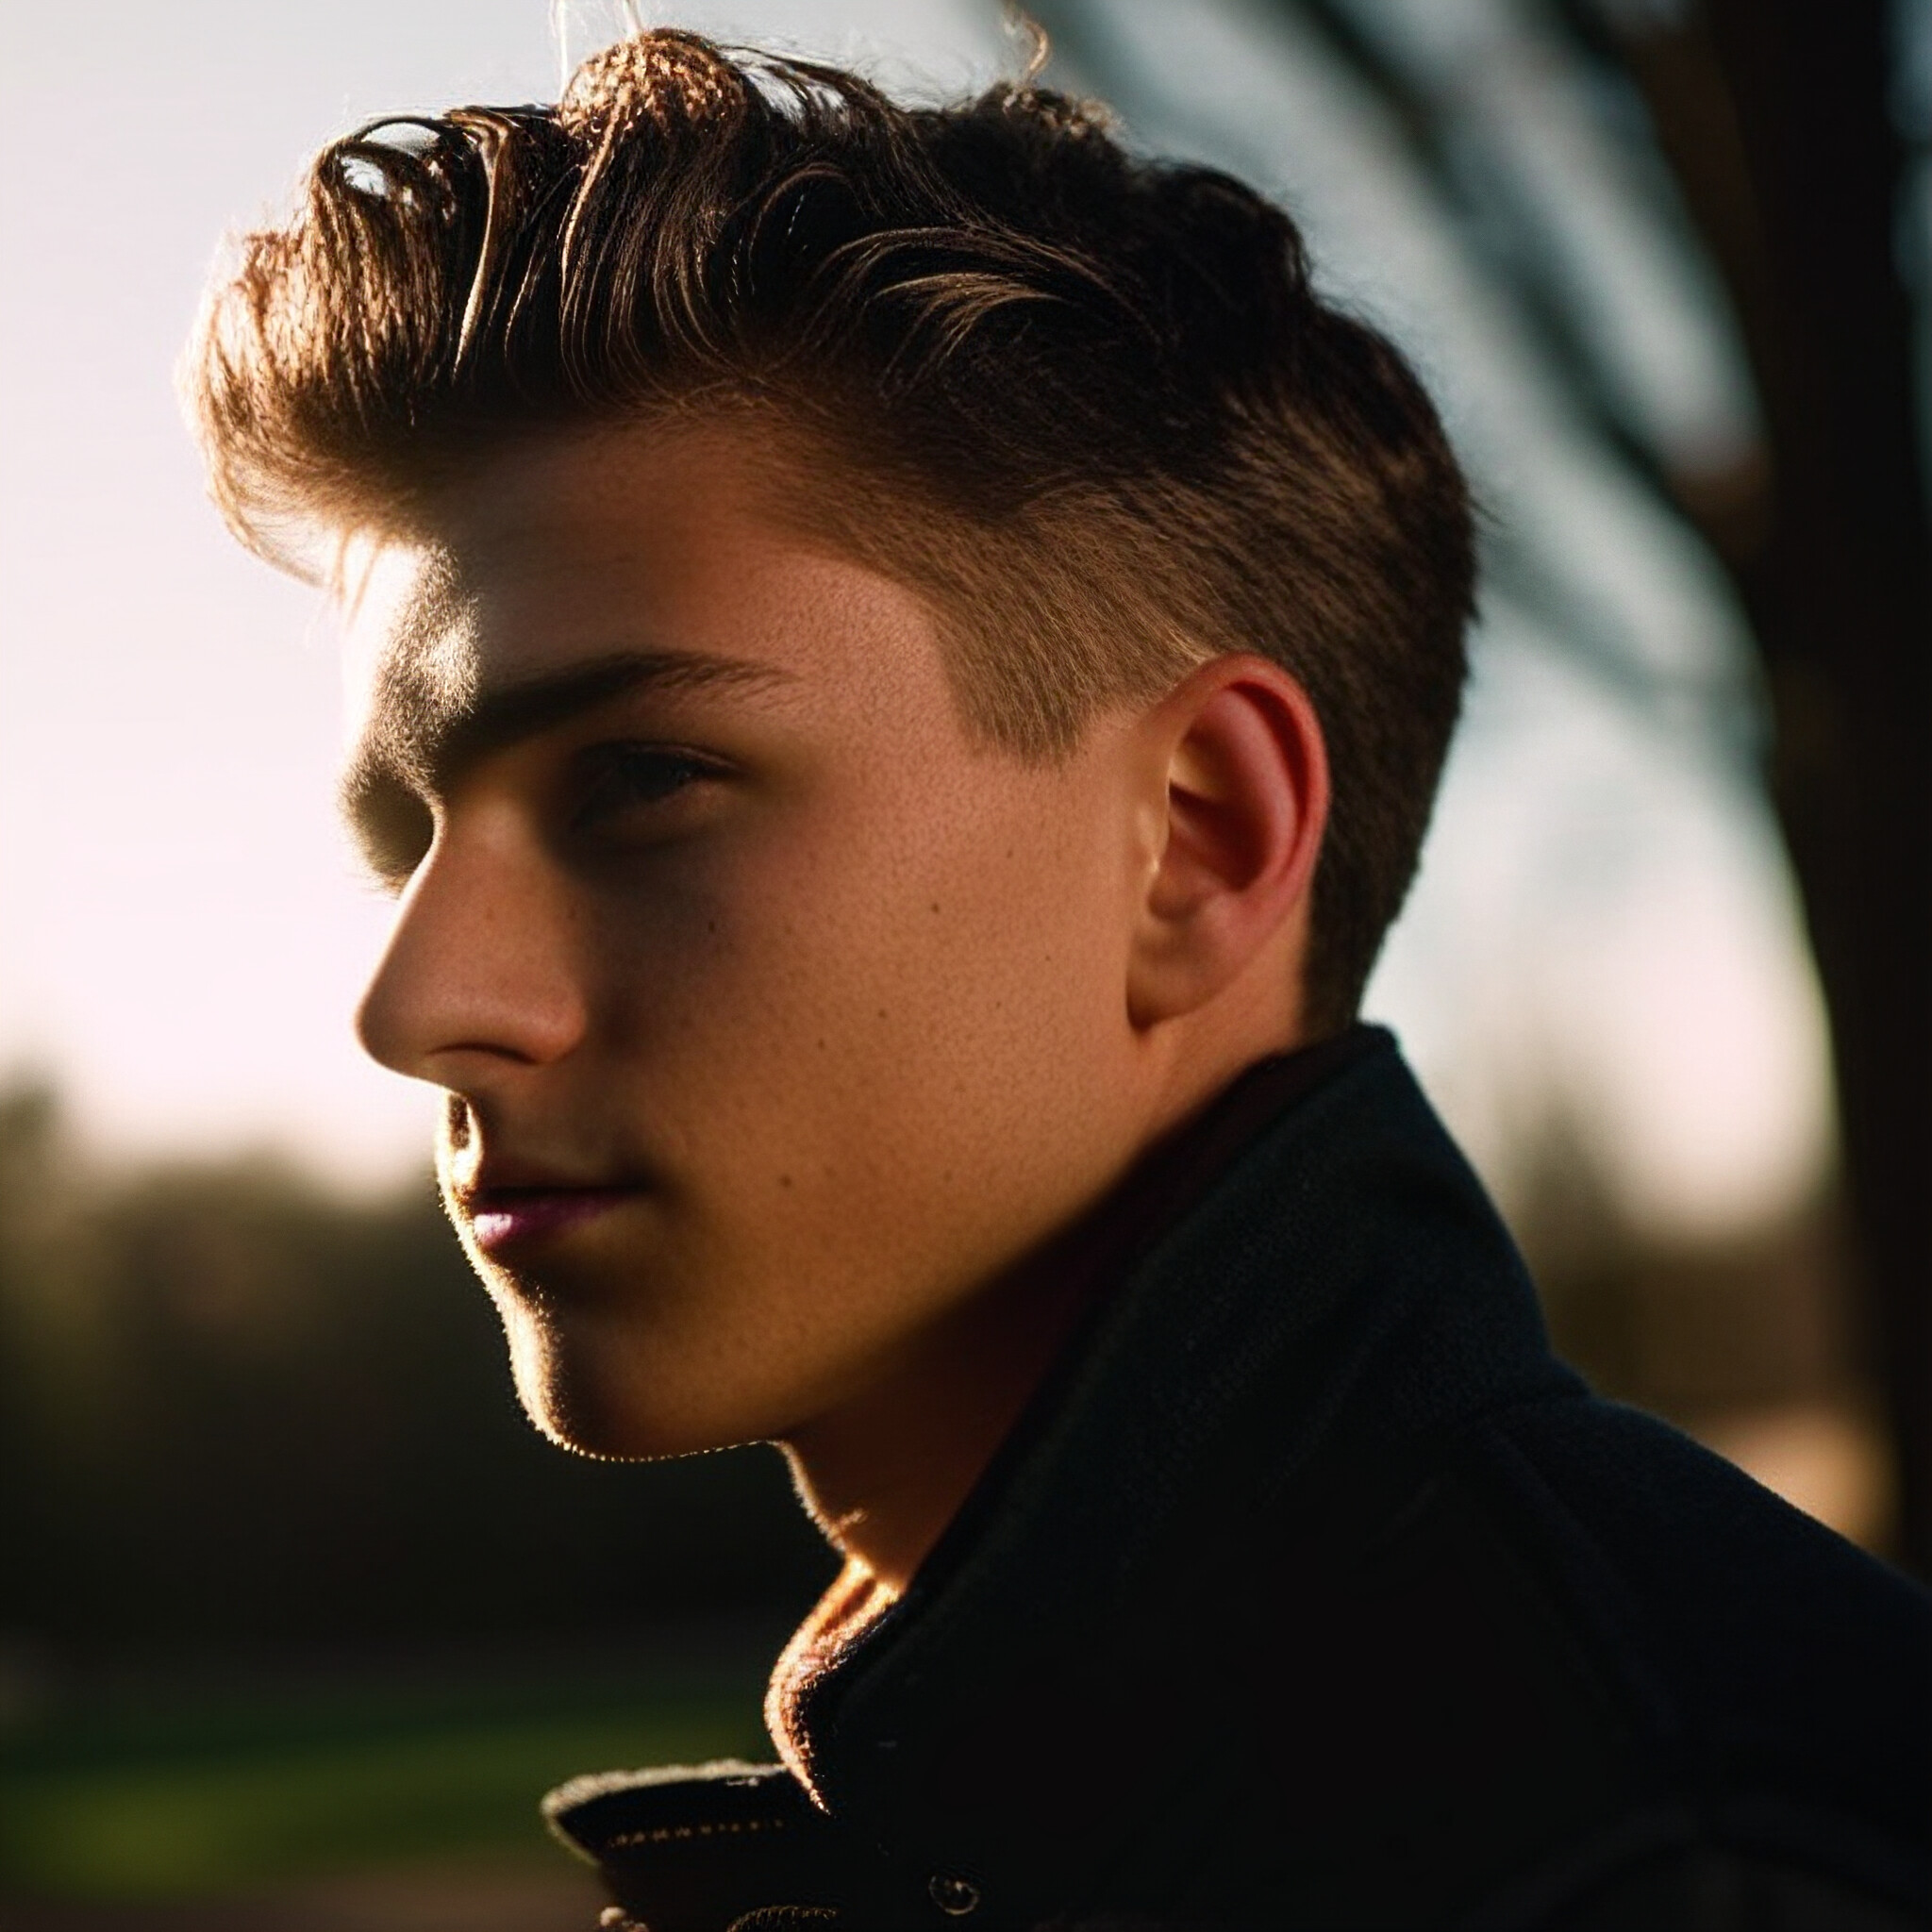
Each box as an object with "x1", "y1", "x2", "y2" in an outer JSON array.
[
  {"x1": 328, "y1": 420, "x2": 954, "y2": 824},
  {"x1": 339, "y1": 461, "x2": 770, "y2": 717},
  {"x1": 340, "y1": 521, "x2": 658, "y2": 759},
  {"x1": 334, "y1": 417, "x2": 883, "y2": 717}
]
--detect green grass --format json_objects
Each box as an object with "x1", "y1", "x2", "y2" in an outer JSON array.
[{"x1": 0, "y1": 1651, "x2": 772, "y2": 1902}]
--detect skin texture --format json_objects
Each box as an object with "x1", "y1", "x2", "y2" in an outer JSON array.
[{"x1": 343, "y1": 424, "x2": 1329, "y2": 1592}]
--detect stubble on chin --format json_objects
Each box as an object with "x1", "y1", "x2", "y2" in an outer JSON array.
[{"x1": 490, "y1": 1288, "x2": 714, "y2": 1463}]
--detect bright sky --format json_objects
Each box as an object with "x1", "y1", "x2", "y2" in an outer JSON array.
[{"x1": 0, "y1": 1, "x2": 1835, "y2": 1237}]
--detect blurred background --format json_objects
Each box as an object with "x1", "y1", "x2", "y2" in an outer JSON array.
[{"x1": 2, "y1": 1, "x2": 1926, "y2": 1924}]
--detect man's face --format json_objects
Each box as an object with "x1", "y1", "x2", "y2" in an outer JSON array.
[{"x1": 344, "y1": 425, "x2": 1164, "y2": 1459}]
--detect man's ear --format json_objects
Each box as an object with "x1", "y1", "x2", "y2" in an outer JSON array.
[{"x1": 1125, "y1": 655, "x2": 1329, "y2": 1033}]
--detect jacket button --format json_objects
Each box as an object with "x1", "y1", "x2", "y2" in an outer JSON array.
[{"x1": 927, "y1": 1873, "x2": 981, "y2": 1917}]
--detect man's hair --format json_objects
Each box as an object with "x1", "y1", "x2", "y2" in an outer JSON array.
[{"x1": 187, "y1": 29, "x2": 1473, "y2": 1029}]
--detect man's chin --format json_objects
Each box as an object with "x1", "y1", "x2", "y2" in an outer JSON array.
[
  {"x1": 511, "y1": 1357, "x2": 687, "y2": 1461},
  {"x1": 496, "y1": 1301, "x2": 753, "y2": 1461}
]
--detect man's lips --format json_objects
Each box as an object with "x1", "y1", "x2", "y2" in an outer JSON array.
[{"x1": 461, "y1": 1186, "x2": 641, "y2": 1255}]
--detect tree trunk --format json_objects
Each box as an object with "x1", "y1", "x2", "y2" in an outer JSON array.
[{"x1": 1619, "y1": 1, "x2": 1932, "y2": 1575}]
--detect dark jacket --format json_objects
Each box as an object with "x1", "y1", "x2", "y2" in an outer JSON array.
[{"x1": 547, "y1": 1029, "x2": 1932, "y2": 1930}]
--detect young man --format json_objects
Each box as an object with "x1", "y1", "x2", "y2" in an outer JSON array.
[{"x1": 188, "y1": 30, "x2": 1928, "y2": 1932}]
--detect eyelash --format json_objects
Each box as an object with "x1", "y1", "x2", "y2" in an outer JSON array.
[
  {"x1": 356, "y1": 741, "x2": 724, "y2": 893},
  {"x1": 569, "y1": 742, "x2": 728, "y2": 831}
]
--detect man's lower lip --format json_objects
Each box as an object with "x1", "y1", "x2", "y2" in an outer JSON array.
[{"x1": 468, "y1": 1190, "x2": 637, "y2": 1253}]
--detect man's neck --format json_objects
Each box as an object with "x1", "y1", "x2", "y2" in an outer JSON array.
[
  {"x1": 779, "y1": 1027, "x2": 1369, "y2": 1594},
  {"x1": 780, "y1": 1205, "x2": 1120, "y2": 1595}
]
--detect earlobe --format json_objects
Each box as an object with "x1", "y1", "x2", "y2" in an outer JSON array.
[{"x1": 1126, "y1": 657, "x2": 1329, "y2": 1034}]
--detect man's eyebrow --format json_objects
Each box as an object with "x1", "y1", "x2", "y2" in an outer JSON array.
[
  {"x1": 429, "y1": 649, "x2": 792, "y2": 783},
  {"x1": 382, "y1": 646, "x2": 791, "y2": 786},
  {"x1": 341, "y1": 647, "x2": 794, "y2": 862}
]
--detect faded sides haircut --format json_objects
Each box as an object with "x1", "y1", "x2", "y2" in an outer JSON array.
[{"x1": 186, "y1": 28, "x2": 1474, "y2": 1030}]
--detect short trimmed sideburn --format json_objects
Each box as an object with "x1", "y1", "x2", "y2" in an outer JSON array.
[{"x1": 186, "y1": 28, "x2": 1474, "y2": 1029}]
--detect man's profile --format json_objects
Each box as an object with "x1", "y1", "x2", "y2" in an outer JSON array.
[{"x1": 185, "y1": 29, "x2": 1928, "y2": 1931}]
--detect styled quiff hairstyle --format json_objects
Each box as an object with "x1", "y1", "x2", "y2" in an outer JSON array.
[{"x1": 188, "y1": 28, "x2": 1473, "y2": 1029}]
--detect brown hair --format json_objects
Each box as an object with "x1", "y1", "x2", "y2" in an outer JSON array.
[{"x1": 187, "y1": 29, "x2": 1474, "y2": 1029}]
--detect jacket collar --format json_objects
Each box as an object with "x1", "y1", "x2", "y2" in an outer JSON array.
[{"x1": 798, "y1": 1024, "x2": 1569, "y2": 1810}]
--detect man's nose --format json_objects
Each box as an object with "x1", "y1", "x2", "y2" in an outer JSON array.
[{"x1": 355, "y1": 807, "x2": 589, "y2": 1086}]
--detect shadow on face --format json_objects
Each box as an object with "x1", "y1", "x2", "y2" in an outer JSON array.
[{"x1": 339, "y1": 422, "x2": 1168, "y2": 1461}]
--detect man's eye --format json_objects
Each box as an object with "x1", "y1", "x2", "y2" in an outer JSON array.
[{"x1": 570, "y1": 743, "x2": 724, "y2": 829}]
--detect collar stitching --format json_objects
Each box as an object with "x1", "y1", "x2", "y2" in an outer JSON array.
[{"x1": 604, "y1": 1815, "x2": 791, "y2": 1850}]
